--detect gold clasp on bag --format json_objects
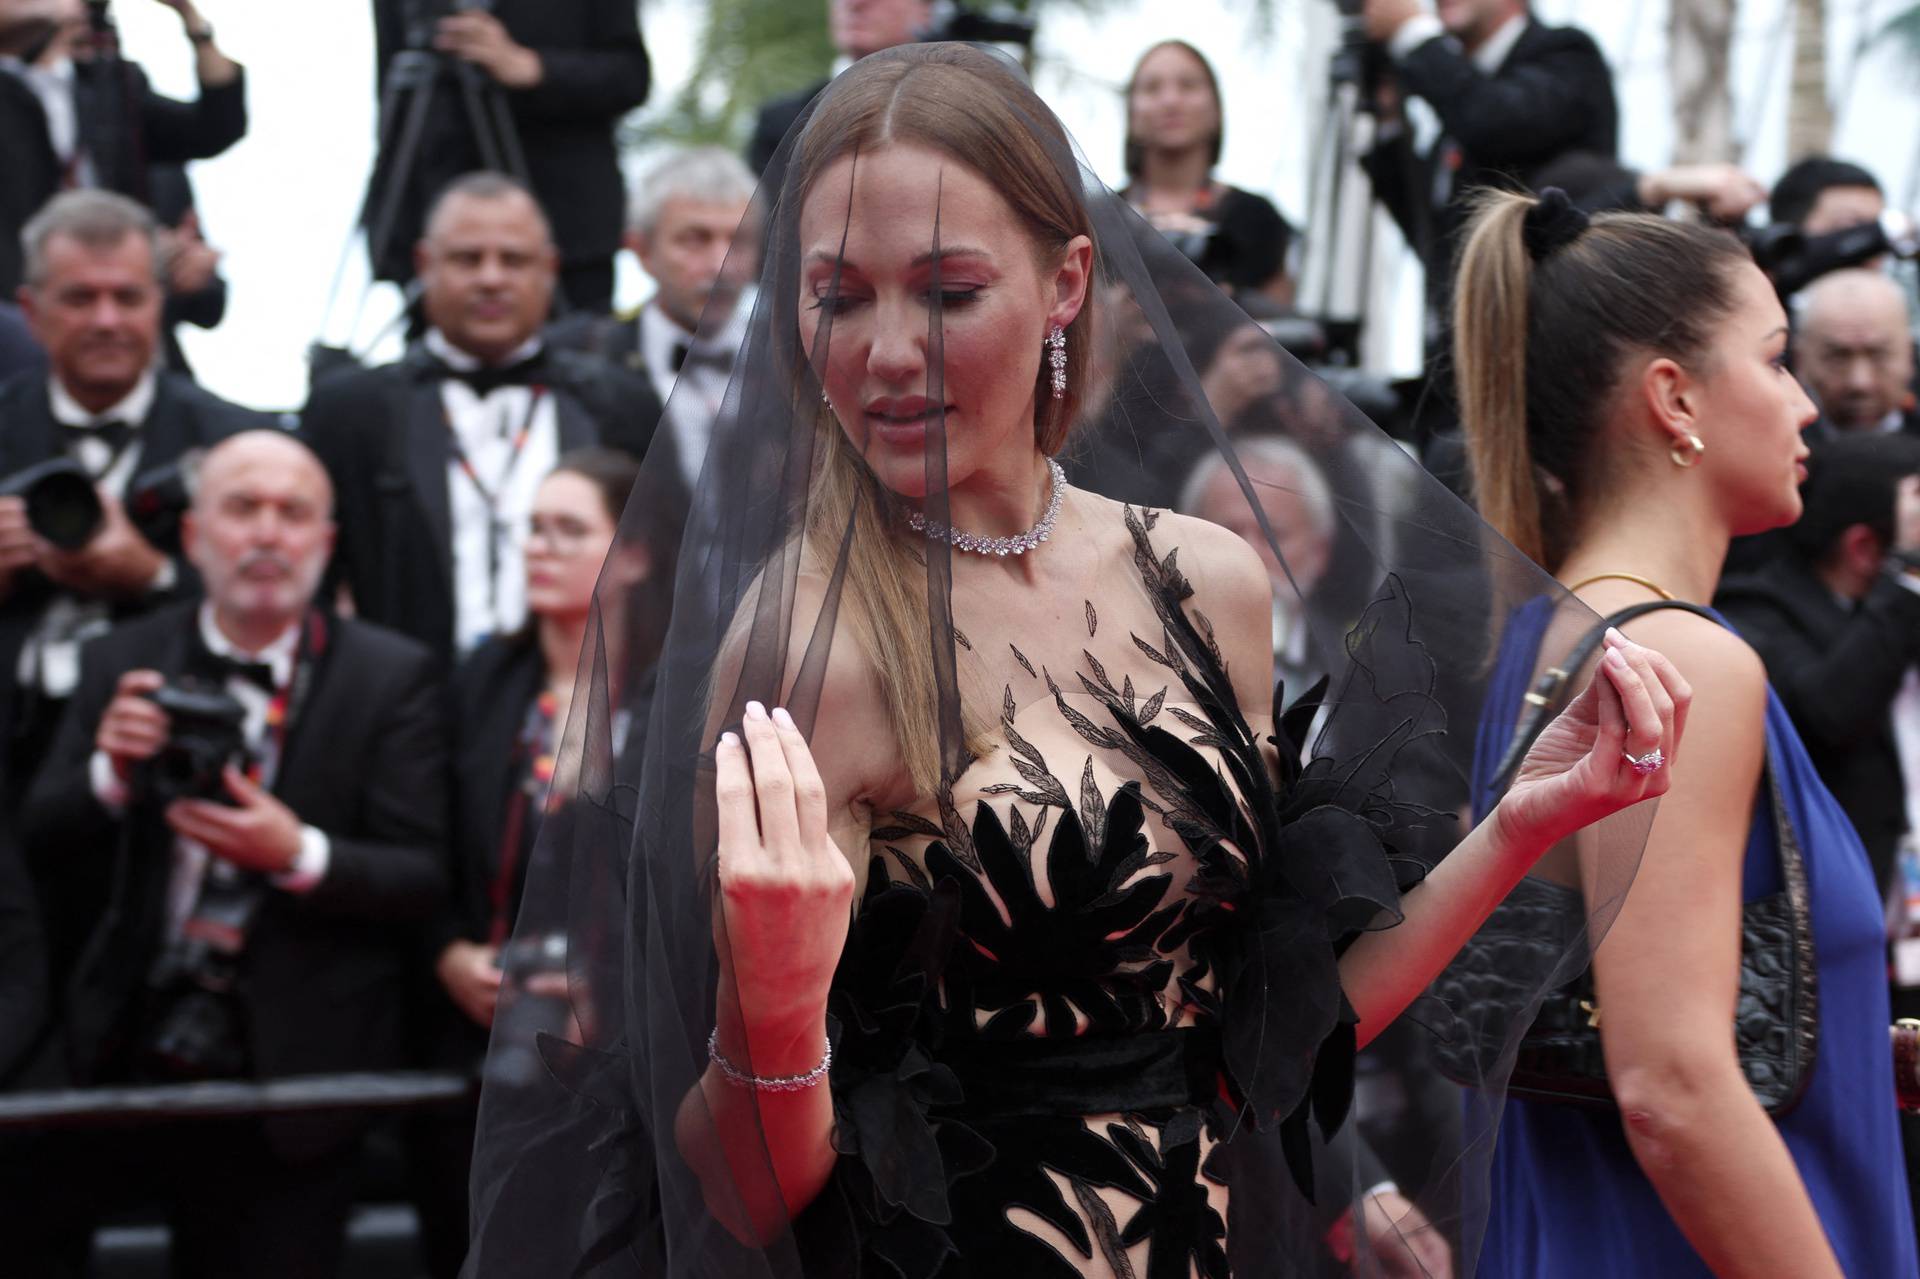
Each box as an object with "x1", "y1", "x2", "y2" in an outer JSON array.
[{"x1": 1579, "y1": 1000, "x2": 1603, "y2": 1029}]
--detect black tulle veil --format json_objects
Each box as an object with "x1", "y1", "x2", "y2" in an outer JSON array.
[{"x1": 463, "y1": 43, "x2": 1651, "y2": 1278}]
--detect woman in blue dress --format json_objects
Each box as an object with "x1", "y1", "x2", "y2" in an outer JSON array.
[{"x1": 1454, "y1": 188, "x2": 1919, "y2": 1277}]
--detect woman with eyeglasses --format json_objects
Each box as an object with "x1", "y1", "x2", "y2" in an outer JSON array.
[{"x1": 413, "y1": 446, "x2": 668, "y2": 1278}]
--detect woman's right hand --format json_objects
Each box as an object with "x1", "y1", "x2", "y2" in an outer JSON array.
[{"x1": 712, "y1": 700, "x2": 854, "y2": 1072}]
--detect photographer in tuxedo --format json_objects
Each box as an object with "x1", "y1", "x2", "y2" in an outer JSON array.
[
  {"x1": 1360, "y1": 0, "x2": 1618, "y2": 340},
  {"x1": 304, "y1": 173, "x2": 657, "y2": 666},
  {"x1": 0, "y1": 191, "x2": 270, "y2": 987},
  {"x1": 0, "y1": 0, "x2": 247, "y2": 295},
  {"x1": 368, "y1": 0, "x2": 650, "y2": 313},
  {"x1": 17, "y1": 429, "x2": 447, "y2": 1279}
]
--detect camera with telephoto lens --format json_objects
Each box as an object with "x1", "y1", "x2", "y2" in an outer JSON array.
[
  {"x1": 1746, "y1": 210, "x2": 1920, "y2": 298},
  {"x1": 0, "y1": 458, "x2": 106, "y2": 551},
  {"x1": 139, "y1": 679, "x2": 250, "y2": 806}
]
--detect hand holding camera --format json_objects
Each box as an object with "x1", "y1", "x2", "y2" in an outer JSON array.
[
  {"x1": 0, "y1": 496, "x2": 36, "y2": 598},
  {"x1": 434, "y1": 7, "x2": 541, "y2": 89},
  {"x1": 38, "y1": 491, "x2": 167, "y2": 598},
  {"x1": 98, "y1": 668, "x2": 172, "y2": 783},
  {"x1": 436, "y1": 939, "x2": 504, "y2": 1028},
  {"x1": 166, "y1": 766, "x2": 303, "y2": 876}
]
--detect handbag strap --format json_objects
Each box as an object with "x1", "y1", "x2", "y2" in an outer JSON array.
[{"x1": 1490, "y1": 598, "x2": 1820, "y2": 1110}]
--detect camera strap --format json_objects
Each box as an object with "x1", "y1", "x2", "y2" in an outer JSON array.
[{"x1": 247, "y1": 609, "x2": 330, "y2": 791}]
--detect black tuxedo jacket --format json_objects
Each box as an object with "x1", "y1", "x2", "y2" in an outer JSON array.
[
  {"x1": 0, "y1": 59, "x2": 248, "y2": 294},
  {"x1": 20, "y1": 606, "x2": 447, "y2": 1131},
  {"x1": 369, "y1": 0, "x2": 649, "y2": 279},
  {"x1": 0, "y1": 372, "x2": 274, "y2": 787},
  {"x1": 748, "y1": 80, "x2": 828, "y2": 176},
  {"x1": 300, "y1": 345, "x2": 660, "y2": 664},
  {"x1": 1363, "y1": 21, "x2": 1617, "y2": 308},
  {"x1": 1716, "y1": 557, "x2": 1920, "y2": 891}
]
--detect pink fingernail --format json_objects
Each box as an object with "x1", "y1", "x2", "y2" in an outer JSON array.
[
  {"x1": 1606, "y1": 649, "x2": 1628, "y2": 669},
  {"x1": 772, "y1": 707, "x2": 796, "y2": 730},
  {"x1": 745, "y1": 701, "x2": 767, "y2": 720},
  {"x1": 1604, "y1": 627, "x2": 1626, "y2": 647},
  {"x1": 720, "y1": 731, "x2": 739, "y2": 748}
]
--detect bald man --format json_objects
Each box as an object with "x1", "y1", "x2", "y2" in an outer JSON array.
[
  {"x1": 20, "y1": 429, "x2": 448, "y2": 1278},
  {"x1": 303, "y1": 171, "x2": 658, "y2": 664},
  {"x1": 1796, "y1": 269, "x2": 1919, "y2": 436}
]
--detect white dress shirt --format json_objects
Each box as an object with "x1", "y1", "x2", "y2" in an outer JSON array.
[
  {"x1": 637, "y1": 291, "x2": 752, "y2": 489},
  {"x1": 425, "y1": 329, "x2": 560, "y2": 656},
  {"x1": 89, "y1": 604, "x2": 330, "y2": 944}
]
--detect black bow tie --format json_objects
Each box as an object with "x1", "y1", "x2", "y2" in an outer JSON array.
[
  {"x1": 209, "y1": 654, "x2": 278, "y2": 693},
  {"x1": 431, "y1": 350, "x2": 547, "y2": 397},
  {"x1": 63, "y1": 419, "x2": 133, "y2": 459},
  {"x1": 671, "y1": 340, "x2": 731, "y2": 375}
]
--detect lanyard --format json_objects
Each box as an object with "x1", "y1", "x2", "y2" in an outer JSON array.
[
  {"x1": 488, "y1": 687, "x2": 558, "y2": 946},
  {"x1": 443, "y1": 387, "x2": 546, "y2": 632},
  {"x1": 241, "y1": 610, "x2": 328, "y2": 791}
]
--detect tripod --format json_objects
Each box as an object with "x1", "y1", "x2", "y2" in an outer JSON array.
[
  {"x1": 1298, "y1": 15, "x2": 1385, "y2": 370},
  {"x1": 360, "y1": 4, "x2": 533, "y2": 288}
]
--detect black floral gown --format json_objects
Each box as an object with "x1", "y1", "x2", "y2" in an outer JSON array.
[{"x1": 796, "y1": 508, "x2": 1427, "y2": 1279}]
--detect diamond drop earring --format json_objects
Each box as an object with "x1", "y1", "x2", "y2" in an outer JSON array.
[{"x1": 1047, "y1": 325, "x2": 1067, "y2": 400}]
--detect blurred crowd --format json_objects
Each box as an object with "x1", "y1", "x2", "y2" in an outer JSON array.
[{"x1": 0, "y1": 0, "x2": 1915, "y2": 1275}]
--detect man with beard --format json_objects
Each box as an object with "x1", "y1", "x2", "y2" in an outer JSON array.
[
  {"x1": 0, "y1": 191, "x2": 270, "y2": 994},
  {"x1": 17, "y1": 429, "x2": 448, "y2": 1279}
]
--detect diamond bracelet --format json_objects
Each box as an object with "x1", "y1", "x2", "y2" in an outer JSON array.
[{"x1": 706, "y1": 1027, "x2": 833, "y2": 1093}]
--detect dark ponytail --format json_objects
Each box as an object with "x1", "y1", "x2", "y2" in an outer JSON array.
[{"x1": 1454, "y1": 190, "x2": 1752, "y2": 570}]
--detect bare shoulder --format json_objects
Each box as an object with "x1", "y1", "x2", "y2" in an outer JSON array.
[
  {"x1": 1615, "y1": 605, "x2": 1766, "y2": 773},
  {"x1": 1115, "y1": 500, "x2": 1275, "y2": 711}
]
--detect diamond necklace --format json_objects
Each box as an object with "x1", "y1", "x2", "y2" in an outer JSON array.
[{"x1": 906, "y1": 457, "x2": 1067, "y2": 557}]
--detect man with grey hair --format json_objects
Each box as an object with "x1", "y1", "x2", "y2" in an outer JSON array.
[
  {"x1": 20, "y1": 429, "x2": 446, "y2": 1278},
  {"x1": 0, "y1": 191, "x2": 271, "y2": 939},
  {"x1": 1795, "y1": 269, "x2": 1919, "y2": 437},
  {"x1": 558, "y1": 145, "x2": 758, "y2": 489}
]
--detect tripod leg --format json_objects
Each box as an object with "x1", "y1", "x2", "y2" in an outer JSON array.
[{"x1": 367, "y1": 71, "x2": 443, "y2": 281}]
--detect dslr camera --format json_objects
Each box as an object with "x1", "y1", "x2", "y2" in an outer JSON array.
[{"x1": 139, "y1": 679, "x2": 250, "y2": 806}]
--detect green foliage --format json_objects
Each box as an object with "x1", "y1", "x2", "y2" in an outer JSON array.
[
  {"x1": 625, "y1": 0, "x2": 836, "y2": 151},
  {"x1": 1882, "y1": 2, "x2": 1920, "y2": 71}
]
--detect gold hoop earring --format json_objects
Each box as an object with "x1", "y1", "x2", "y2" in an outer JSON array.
[{"x1": 1669, "y1": 433, "x2": 1706, "y2": 468}]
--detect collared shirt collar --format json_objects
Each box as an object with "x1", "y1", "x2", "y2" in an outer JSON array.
[
  {"x1": 1473, "y1": 13, "x2": 1530, "y2": 74},
  {"x1": 198, "y1": 600, "x2": 302, "y2": 690},
  {"x1": 423, "y1": 326, "x2": 544, "y2": 373},
  {"x1": 49, "y1": 365, "x2": 157, "y2": 429}
]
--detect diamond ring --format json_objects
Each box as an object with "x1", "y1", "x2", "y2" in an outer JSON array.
[{"x1": 1622, "y1": 748, "x2": 1665, "y2": 777}]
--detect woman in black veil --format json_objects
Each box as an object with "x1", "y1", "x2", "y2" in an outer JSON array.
[{"x1": 467, "y1": 43, "x2": 1688, "y2": 1278}]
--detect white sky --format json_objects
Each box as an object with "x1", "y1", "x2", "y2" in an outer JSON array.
[{"x1": 111, "y1": 0, "x2": 1920, "y2": 410}]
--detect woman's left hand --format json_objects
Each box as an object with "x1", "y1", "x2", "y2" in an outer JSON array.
[{"x1": 1498, "y1": 628, "x2": 1693, "y2": 852}]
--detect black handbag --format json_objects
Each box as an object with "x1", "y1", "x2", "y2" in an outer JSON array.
[{"x1": 1432, "y1": 601, "x2": 1819, "y2": 1115}]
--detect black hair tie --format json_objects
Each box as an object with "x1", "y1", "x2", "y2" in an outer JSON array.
[{"x1": 1522, "y1": 188, "x2": 1590, "y2": 262}]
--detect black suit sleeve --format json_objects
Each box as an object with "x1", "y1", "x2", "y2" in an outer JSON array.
[
  {"x1": 510, "y1": 0, "x2": 650, "y2": 122},
  {"x1": 748, "y1": 102, "x2": 786, "y2": 177},
  {"x1": 1721, "y1": 573, "x2": 1920, "y2": 753},
  {"x1": 1361, "y1": 127, "x2": 1428, "y2": 256},
  {"x1": 20, "y1": 637, "x2": 126, "y2": 875},
  {"x1": 137, "y1": 66, "x2": 249, "y2": 164},
  {"x1": 297, "y1": 646, "x2": 449, "y2": 923},
  {"x1": 300, "y1": 373, "x2": 375, "y2": 609},
  {"x1": 1397, "y1": 29, "x2": 1613, "y2": 172}
]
